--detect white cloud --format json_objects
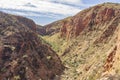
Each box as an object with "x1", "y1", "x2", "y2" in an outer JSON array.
[
  {"x1": 1, "y1": 9, "x2": 63, "y2": 19},
  {"x1": 47, "y1": 0, "x2": 93, "y2": 7},
  {"x1": 48, "y1": 0, "x2": 82, "y2": 4},
  {"x1": 60, "y1": 0, "x2": 81, "y2": 3},
  {"x1": 0, "y1": 0, "x2": 81, "y2": 16}
]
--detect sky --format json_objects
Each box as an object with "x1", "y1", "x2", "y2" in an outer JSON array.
[{"x1": 0, "y1": 0, "x2": 120, "y2": 25}]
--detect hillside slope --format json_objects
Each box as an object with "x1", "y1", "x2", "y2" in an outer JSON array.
[
  {"x1": 0, "y1": 12, "x2": 64, "y2": 80},
  {"x1": 41, "y1": 3, "x2": 120, "y2": 80}
]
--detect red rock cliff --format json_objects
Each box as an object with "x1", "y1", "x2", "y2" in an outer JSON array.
[{"x1": 44, "y1": 3, "x2": 120, "y2": 40}]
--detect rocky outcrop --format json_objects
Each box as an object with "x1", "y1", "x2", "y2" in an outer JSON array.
[
  {"x1": 94, "y1": 16, "x2": 120, "y2": 43},
  {"x1": 43, "y1": 3, "x2": 120, "y2": 40},
  {"x1": 44, "y1": 20, "x2": 65, "y2": 35},
  {"x1": 36, "y1": 25, "x2": 46, "y2": 36},
  {"x1": 103, "y1": 46, "x2": 117, "y2": 72},
  {"x1": 101, "y1": 23, "x2": 120, "y2": 79},
  {"x1": 0, "y1": 12, "x2": 64, "y2": 80},
  {"x1": 16, "y1": 16, "x2": 37, "y2": 32}
]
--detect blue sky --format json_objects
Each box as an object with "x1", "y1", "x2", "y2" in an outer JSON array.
[{"x1": 0, "y1": 0, "x2": 120, "y2": 25}]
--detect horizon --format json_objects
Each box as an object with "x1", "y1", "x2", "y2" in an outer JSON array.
[{"x1": 0, "y1": 0, "x2": 120, "y2": 26}]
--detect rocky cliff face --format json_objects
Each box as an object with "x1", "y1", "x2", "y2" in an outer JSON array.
[
  {"x1": 15, "y1": 16, "x2": 37, "y2": 32},
  {"x1": 101, "y1": 23, "x2": 120, "y2": 79},
  {"x1": 41, "y1": 3, "x2": 120, "y2": 80},
  {"x1": 44, "y1": 3, "x2": 120, "y2": 39},
  {"x1": 43, "y1": 19, "x2": 66, "y2": 35},
  {"x1": 0, "y1": 12, "x2": 64, "y2": 80},
  {"x1": 36, "y1": 25, "x2": 46, "y2": 36}
]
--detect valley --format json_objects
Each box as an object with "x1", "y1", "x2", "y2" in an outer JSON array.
[{"x1": 0, "y1": 2, "x2": 120, "y2": 80}]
